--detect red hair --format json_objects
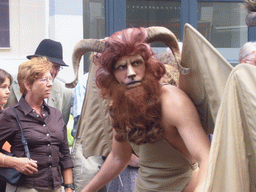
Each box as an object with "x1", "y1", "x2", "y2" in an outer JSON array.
[
  {"x1": 95, "y1": 27, "x2": 166, "y2": 144},
  {"x1": 18, "y1": 57, "x2": 52, "y2": 95}
]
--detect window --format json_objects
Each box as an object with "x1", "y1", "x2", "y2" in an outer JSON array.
[
  {"x1": 126, "y1": 0, "x2": 181, "y2": 52},
  {"x1": 127, "y1": 0, "x2": 181, "y2": 40},
  {"x1": 198, "y1": 2, "x2": 247, "y2": 48},
  {"x1": 84, "y1": 0, "x2": 105, "y2": 39},
  {"x1": 124, "y1": 0, "x2": 245, "y2": 64},
  {"x1": 0, "y1": 0, "x2": 10, "y2": 48},
  {"x1": 83, "y1": 0, "x2": 105, "y2": 72},
  {"x1": 197, "y1": 1, "x2": 246, "y2": 64}
]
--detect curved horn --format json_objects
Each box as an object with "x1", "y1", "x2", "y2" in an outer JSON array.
[
  {"x1": 146, "y1": 26, "x2": 191, "y2": 75},
  {"x1": 65, "y1": 39, "x2": 107, "y2": 88}
]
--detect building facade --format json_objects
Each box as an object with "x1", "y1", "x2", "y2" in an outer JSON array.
[
  {"x1": 0, "y1": 0, "x2": 83, "y2": 82},
  {"x1": 0, "y1": 0, "x2": 253, "y2": 81}
]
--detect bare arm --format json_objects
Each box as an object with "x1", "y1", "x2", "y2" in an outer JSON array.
[
  {"x1": 0, "y1": 152, "x2": 38, "y2": 175},
  {"x1": 81, "y1": 130, "x2": 133, "y2": 192},
  {"x1": 62, "y1": 167, "x2": 74, "y2": 192},
  {"x1": 161, "y1": 85, "x2": 210, "y2": 192}
]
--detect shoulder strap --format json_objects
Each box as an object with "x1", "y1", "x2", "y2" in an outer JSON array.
[{"x1": 10, "y1": 107, "x2": 30, "y2": 159}]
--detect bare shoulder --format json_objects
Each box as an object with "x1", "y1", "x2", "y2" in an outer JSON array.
[
  {"x1": 161, "y1": 84, "x2": 200, "y2": 128},
  {"x1": 161, "y1": 84, "x2": 192, "y2": 107}
]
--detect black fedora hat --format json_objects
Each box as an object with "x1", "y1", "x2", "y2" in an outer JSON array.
[{"x1": 27, "y1": 39, "x2": 68, "y2": 66}]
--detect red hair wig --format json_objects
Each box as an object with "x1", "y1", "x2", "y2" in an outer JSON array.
[
  {"x1": 94, "y1": 27, "x2": 166, "y2": 144},
  {"x1": 95, "y1": 27, "x2": 165, "y2": 97}
]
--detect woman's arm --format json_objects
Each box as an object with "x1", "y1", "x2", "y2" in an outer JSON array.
[
  {"x1": 0, "y1": 112, "x2": 38, "y2": 175},
  {"x1": 0, "y1": 152, "x2": 38, "y2": 175},
  {"x1": 62, "y1": 167, "x2": 74, "y2": 192},
  {"x1": 81, "y1": 130, "x2": 133, "y2": 192}
]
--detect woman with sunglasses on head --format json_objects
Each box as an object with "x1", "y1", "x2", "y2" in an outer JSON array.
[{"x1": 0, "y1": 57, "x2": 74, "y2": 192}]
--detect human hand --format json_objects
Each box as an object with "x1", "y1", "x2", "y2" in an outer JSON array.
[{"x1": 14, "y1": 157, "x2": 38, "y2": 175}]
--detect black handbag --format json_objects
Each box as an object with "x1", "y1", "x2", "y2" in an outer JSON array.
[{"x1": 0, "y1": 107, "x2": 30, "y2": 186}]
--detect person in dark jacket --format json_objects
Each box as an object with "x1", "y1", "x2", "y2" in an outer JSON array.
[
  {"x1": 0, "y1": 68, "x2": 12, "y2": 192},
  {"x1": 0, "y1": 57, "x2": 74, "y2": 192}
]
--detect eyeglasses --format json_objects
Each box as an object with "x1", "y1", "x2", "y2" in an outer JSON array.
[{"x1": 39, "y1": 77, "x2": 53, "y2": 83}]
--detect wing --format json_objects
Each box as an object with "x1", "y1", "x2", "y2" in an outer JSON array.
[
  {"x1": 204, "y1": 64, "x2": 256, "y2": 192},
  {"x1": 179, "y1": 23, "x2": 233, "y2": 134},
  {"x1": 76, "y1": 62, "x2": 113, "y2": 158},
  {"x1": 180, "y1": 24, "x2": 256, "y2": 191}
]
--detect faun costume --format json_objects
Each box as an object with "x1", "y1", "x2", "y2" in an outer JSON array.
[
  {"x1": 130, "y1": 138, "x2": 196, "y2": 192},
  {"x1": 68, "y1": 22, "x2": 256, "y2": 192}
]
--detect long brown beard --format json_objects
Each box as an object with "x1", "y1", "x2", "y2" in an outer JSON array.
[{"x1": 109, "y1": 72, "x2": 164, "y2": 145}]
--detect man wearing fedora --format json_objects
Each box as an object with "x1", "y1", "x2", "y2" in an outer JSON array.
[{"x1": 5, "y1": 39, "x2": 73, "y2": 125}]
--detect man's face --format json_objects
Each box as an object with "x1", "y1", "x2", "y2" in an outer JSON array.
[
  {"x1": 50, "y1": 63, "x2": 62, "y2": 80},
  {"x1": 113, "y1": 54, "x2": 146, "y2": 88}
]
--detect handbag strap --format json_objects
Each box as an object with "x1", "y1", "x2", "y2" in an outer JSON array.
[{"x1": 10, "y1": 107, "x2": 30, "y2": 159}]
